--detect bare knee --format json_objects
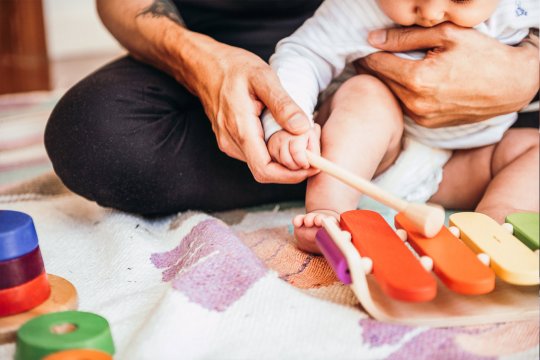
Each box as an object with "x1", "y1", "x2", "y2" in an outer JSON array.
[
  {"x1": 332, "y1": 75, "x2": 397, "y2": 109},
  {"x1": 492, "y1": 129, "x2": 539, "y2": 174},
  {"x1": 328, "y1": 75, "x2": 404, "y2": 174},
  {"x1": 331, "y1": 75, "x2": 403, "y2": 135}
]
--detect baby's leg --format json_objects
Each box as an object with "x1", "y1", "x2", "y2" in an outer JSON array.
[
  {"x1": 294, "y1": 75, "x2": 403, "y2": 253},
  {"x1": 430, "y1": 128, "x2": 539, "y2": 223}
]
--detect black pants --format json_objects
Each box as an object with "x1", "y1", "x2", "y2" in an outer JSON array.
[
  {"x1": 45, "y1": 55, "x2": 539, "y2": 215},
  {"x1": 45, "y1": 57, "x2": 307, "y2": 215}
]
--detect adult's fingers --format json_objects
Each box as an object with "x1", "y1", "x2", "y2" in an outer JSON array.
[
  {"x1": 251, "y1": 69, "x2": 311, "y2": 135},
  {"x1": 365, "y1": 71, "x2": 472, "y2": 126},
  {"x1": 367, "y1": 24, "x2": 453, "y2": 52},
  {"x1": 242, "y1": 125, "x2": 316, "y2": 183},
  {"x1": 215, "y1": 130, "x2": 246, "y2": 162},
  {"x1": 360, "y1": 52, "x2": 418, "y2": 85}
]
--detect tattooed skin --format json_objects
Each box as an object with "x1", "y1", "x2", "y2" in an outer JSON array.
[{"x1": 137, "y1": 0, "x2": 184, "y2": 26}]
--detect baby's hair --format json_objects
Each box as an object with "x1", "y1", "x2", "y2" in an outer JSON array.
[{"x1": 451, "y1": 0, "x2": 473, "y2": 3}]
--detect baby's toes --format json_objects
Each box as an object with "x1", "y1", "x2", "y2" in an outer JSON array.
[
  {"x1": 293, "y1": 214, "x2": 306, "y2": 227},
  {"x1": 302, "y1": 212, "x2": 319, "y2": 227},
  {"x1": 294, "y1": 226, "x2": 322, "y2": 254},
  {"x1": 313, "y1": 213, "x2": 330, "y2": 227}
]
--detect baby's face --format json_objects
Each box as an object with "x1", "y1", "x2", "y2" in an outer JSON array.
[{"x1": 377, "y1": 0, "x2": 500, "y2": 28}]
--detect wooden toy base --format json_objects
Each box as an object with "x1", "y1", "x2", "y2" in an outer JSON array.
[
  {"x1": 363, "y1": 276, "x2": 538, "y2": 327},
  {"x1": 0, "y1": 275, "x2": 78, "y2": 344}
]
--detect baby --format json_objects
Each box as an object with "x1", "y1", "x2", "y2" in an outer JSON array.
[{"x1": 261, "y1": 0, "x2": 539, "y2": 253}]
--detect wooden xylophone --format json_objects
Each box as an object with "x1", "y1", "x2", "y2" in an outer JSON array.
[
  {"x1": 305, "y1": 151, "x2": 539, "y2": 326},
  {"x1": 316, "y1": 210, "x2": 539, "y2": 327}
]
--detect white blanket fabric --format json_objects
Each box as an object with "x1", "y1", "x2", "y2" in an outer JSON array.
[{"x1": 0, "y1": 191, "x2": 538, "y2": 359}]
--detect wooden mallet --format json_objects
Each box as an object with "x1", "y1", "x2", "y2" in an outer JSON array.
[{"x1": 306, "y1": 151, "x2": 445, "y2": 238}]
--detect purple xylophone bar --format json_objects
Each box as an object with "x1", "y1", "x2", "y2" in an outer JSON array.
[{"x1": 315, "y1": 228, "x2": 352, "y2": 284}]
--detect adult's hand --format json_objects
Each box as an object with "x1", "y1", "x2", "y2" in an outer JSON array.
[
  {"x1": 357, "y1": 23, "x2": 539, "y2": 128},
  {"x1": 98, "y1": 0, "x2": 315, "y2": 184},
  {"x1": 187, "y1": 38, "x2": 318, "y2": 183}
]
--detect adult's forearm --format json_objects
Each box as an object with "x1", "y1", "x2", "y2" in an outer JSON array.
[
  {"x1": 96, "y1": 0, "x2": 315, "y2": 184},
  {"x1": 96, "y1": 0, "x2": 217, "y2": 94}
]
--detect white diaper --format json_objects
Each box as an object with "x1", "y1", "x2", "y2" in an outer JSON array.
[{"x1": 358, "y1": 137, "x2": 452, "y2": 211}]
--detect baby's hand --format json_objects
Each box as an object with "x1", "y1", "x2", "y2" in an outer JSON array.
[{"x1": 267, "y1": 125, "x2": 321, "y2": 170}]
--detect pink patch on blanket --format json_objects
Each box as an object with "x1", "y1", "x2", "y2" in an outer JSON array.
[
  {"x1": 151, "y1": 219, "x2": 267, "y2": 311},
  {"x1": 237, "y1": 227, "x2": 339, "y2": 288},
  {"x1": 360, "y1": 319, "x2": 498, "y2": 359}
]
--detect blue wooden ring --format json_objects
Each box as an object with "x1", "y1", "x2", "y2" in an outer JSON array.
[{"x1": 0, "y1": 210, "x2": 39, "y2": 261}]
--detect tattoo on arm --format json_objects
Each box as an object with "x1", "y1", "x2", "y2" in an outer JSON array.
[{"x1": 137, "y1": 0, "x2": 184, "y2": 26}]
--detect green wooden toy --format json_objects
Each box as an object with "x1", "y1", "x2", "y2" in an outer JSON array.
[
  {"x1": 15, "y1": 311, "x2": 115, "y2": 360},
  {"x1": 505, "y1": 213, "x2": 539, "y2": 251}
]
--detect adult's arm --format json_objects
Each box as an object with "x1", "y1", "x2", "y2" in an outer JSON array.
[
  {"x1": 96, "y1": 0, "x2": 315, "y2": 183},
  {"x1": 357, "y1": 24, "x2": 539, "y2": 128}
]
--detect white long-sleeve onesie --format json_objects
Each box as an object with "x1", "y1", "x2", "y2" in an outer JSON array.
[{"x1": 261, "y1": 0, "x2": 539, "y2": 149}]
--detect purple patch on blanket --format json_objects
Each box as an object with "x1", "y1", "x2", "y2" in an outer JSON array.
[
  {"x1": 360, "y1": 319, "x2": 414, "y2": 346},
  {"x1": 151, "y1": 219, "x2": 267, "y2": 311},
  {"x1": 360, "y1": 319, "x2": 495, "y2": 360}
]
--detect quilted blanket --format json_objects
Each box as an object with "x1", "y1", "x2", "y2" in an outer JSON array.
[{"x1": 0, "y1": 173, "x2": 538, "y2": 359}]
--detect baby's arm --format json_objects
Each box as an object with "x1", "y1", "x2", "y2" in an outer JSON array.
[{"x1": 262, "y1": 0, "x2": 392, "y2": 144}]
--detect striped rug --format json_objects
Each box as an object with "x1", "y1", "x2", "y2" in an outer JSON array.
[{"x1": 0, "y1": 91, "x2": 62, "y2": 188}]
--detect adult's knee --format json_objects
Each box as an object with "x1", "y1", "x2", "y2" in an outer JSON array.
[
  {"x1": 45, "y1": 62, "x2": 187, "y2": 215},
  {"x1": 46, "y1": 79, "x2": 129, "y2": 209},
  {"x1": 45, "y1": 76, "x2": 108, "y2": 200},
  {"x1": 46, "y1": 94, "x2": 170, "y2": 215}
]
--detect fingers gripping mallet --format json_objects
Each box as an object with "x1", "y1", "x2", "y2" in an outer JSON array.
[{"x1": 305, "y1": 151, "x2": 445, "y2": 237}]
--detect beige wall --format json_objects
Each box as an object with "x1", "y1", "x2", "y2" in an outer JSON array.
[{"x1": 43, "y1": 0, "x2": 122, "y2": 60}]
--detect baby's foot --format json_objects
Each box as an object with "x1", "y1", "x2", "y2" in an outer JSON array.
[{"x1": 293, "y1": 209, "x2": 340, "y2": 254}]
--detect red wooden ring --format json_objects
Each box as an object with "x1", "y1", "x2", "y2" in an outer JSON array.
[
  {"x1": 0, "y1": 246, "x2": 45, "y2": 289},
  {"x1": 0, "y1": 272, "x2": 50, "y2": 316}
]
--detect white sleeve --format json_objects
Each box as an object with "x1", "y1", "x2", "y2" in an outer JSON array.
[{"x1": 261, "y1": 0, "x2": 393, "y2": 141}]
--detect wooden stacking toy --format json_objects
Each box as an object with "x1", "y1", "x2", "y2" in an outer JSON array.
[
  {"x1": 307, "y1": 154, "x2": 539, "y2": 326},
  {"x1": 0, "y1": 210, "x2": 78, "y2": 343},
  {"x1": 15, "y1": 311, "x2": 115, "y2": 360}
]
